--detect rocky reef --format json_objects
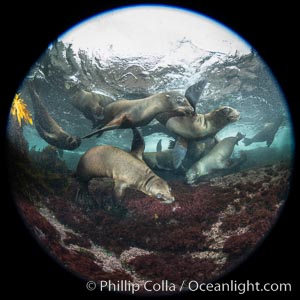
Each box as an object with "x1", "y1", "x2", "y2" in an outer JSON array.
[{"x1": 13, "y1": 152, "x2": 290, "y2": 295}]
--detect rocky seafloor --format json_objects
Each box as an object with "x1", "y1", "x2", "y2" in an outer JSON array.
[{"x1": 10, "y1": 145, "x2": 291, "y2": 296}]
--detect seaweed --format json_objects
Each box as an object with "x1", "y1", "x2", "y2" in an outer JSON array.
[
  {"x1": 129, "y1": 253, "x2": 217, "y2": 285},
  {"x1": 63, "y1": 232, "x2": 92, "y2": 249},
  {"x1": 223, "y1": 231, "x2": 259, "y2": 262},
  {"x1": 13, "y1": 161, "x2": 290, "y2": 287},
  {"x1": 17, "y1": 195, "x2": 132, "y2": 283}
]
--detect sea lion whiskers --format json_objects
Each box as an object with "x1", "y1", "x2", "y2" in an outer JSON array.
[{"x1": 145, "y1": 176, "x2": 175, "y2": 204}]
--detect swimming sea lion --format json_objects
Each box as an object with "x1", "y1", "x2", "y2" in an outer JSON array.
[
  {"x1": 186, "y1": 132, "x2": 245, "y2": 184},
  {"x1": 75, "y1": 128, "x2": 175, "y2": 205},
  {"x1": 81, "y1": 92, "x2": 194, "y2": 139},
  {"x1": 145, "y1": 137, "x2": 189, "y2": 170},
  {"x1": 143, "y1": 149, "x2": 175, "y2": 171},
  {"x1": 67, "y1": 83, "x2": 114, "y2": 127},
  {"x1": 181, "y1": 137, "x2": 218, "y2": 170},
  {"x1": 28, "y1": 82, "x2": 81, "y2": 150},
  {"x1": 156, "y1": 106, "x2": 240, "y2": 140},
  {"x1": 143, "y1": 136, "x2": 217, "y2": 171},
  {"x1": 243, "y1": 117, "x2": 283, "y2": 147}
]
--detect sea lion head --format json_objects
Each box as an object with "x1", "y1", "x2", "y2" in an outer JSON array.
[
  {"x1": 215, "y1": 106, "x2": 240, "y2": 123},
  {"x1": 164, "y1": 92, "x2": 195, "y2": 116},
  {"x1": 94, "y1": 105, "x2": 103, "y2": 116},
  {"x1": 185, "y1": 163, "x2": 205, "y2": 185},
  {"x1": 147, "y1": 177, "x2": 175, "y2": 204},
  {"x1": 94, "y1": 105, "x2": 105, "y2": 121},
  {"x1": 66, "y1": 136, "x2": 81, "y2": 150}
]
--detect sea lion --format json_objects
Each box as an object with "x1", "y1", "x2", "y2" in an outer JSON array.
[
  {"x1": 145, "y1": 137, "x2": 189, "y2": 170},
  {"x1": 143, "y1": 136, "x2": 217, "y2": 171},
  {"x1": 181, "y1": 137, "x2": 218, "y2": 170},
  {"x1": 156, "y1": 106, "x2": 240, "y2": 140},
  {"x1": 28, "y1": 82, "x2": 81, "y2": 150},
  {"x1": 143, "y1": 148, "x2": 174, "y2": 171},
  {"x1": 75, "y1": 128, "x2": 175, "y2": 205},
  {"x1": 243, "y1": 117, "x2": 283, "y2": 147},
  {"x1": 67, "y1": 83, "x2": 115, "y2": 127},
  {"x1": 81, "y1": 92, "x2": 194, "y2": 139},
  {"x1": 138, "y1": 81, "x2": 206, "y2": 138},
  {"x1": 186, "y1": 132, "x2": 245, "y2": 184}
]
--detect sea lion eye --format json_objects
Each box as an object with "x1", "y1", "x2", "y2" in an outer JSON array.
[
  {"x1": 176, "y1": 96, "x2": 184, "y2": 103},
  {"x1": 156, "y1": 193, "x2": 162, "y2": 199},
  {"x1": 222, "y1": 107, "x2": 230, "y2": 114}
]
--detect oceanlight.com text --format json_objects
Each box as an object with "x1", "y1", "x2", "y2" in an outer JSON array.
[
  {"x1": 186, "y1": 280, "x2": 292, "y2": 294},
  {"x1": 86, "y1": 279, "x2": 292, "y2": 294}
]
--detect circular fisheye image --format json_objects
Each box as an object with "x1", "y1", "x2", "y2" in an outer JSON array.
[{"x1": 6, "y1": 5, "x2": 294, "y2": 296}]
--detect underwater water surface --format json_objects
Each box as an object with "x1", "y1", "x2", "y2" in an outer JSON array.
[{"x1": 6, "y1": 5, "x2": 294, "y2": 296}]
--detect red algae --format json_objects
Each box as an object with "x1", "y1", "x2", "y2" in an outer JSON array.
[
  {"x1": 18, "y1": 197, "x2": 60, "y2": 244},
  {"x1": 129, "y1": 253, "x2": 217, "y2": 285},
  {"x1": 63, "y1": 232, "x2": 92, "y2": 248},
  {"x1": 17, "y1": 197, "x2": 133, "y2": 282},
  {"x1": 223, "y1": 231, "x2": 260, "y2": 261},
  {"x1": 13, "y1": 160, "x2": 291, "y2": 288}
]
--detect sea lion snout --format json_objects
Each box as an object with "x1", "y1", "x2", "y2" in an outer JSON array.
[
  {"x1": 161, "y1": 197, "x2": 175, "y2": 204},
  {"x1": 185, "y1": 165, "x2": 201, "y2": 185},
  {"x1": 185, "y1": 171, "x2": 197, "y2": 185},
  {"x1": 215, "y1": 106, "x2": 240, "y2": 123},
  {"x1": 224, "y1": 107, "x2": 240, "y2": 122},
  {"x1": 156, "y1": 191, "x2": 175, "y2": 204},
  {"x1": 229, "y1": 109, "x2": 240, "y2": 121},
  {"x1": 156, "y1": 192, "x2": 175, "y2": 204},
  {"x1": 67, "y1": 136, "x2": 81, "y2": 149},
  {"x1": 175, "y1": 105, "x2": 195, "y2": 115},
  {"x1": 148, "y1": 179, "x2": 175, "y2": 204},
  {"x1": 165, "y1": 92, "x2": 194, "y2": 115}
]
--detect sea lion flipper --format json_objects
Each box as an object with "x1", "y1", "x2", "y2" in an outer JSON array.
[
  {"x1": 266, "y1": 137, "x2": 274, "y2": 147},
  {"x1": 156, "y1": 139, "x2": 162, "y2": 152},
  {"x1": 82, "y1": 115, "x2": 128, "y2": 139},
  {"x1": 235, "y1": 132, "x2": 245, "y2": 145},
  {"x1": 58, "y1": 148, "x2": 64, "y2": 158},
  {"x1": 168, "y1": 139, "x2": 176, "y2": 149},
  {"x1": 81, "y1": 128, "x2": 102, "y2": 139},
  {"x1": 74, "y1": 185, "x2": 92, "y2": 206},
  {"x1": 172, "y1": 137, "x2": 188, "y2": 169},
  {"x1": 214, "y1": 136, "x2": 220, "y2": 143},
  {"x1": 112, "y1": 180, "x2": 127, "y2": 204},
  {"x1": 130, "y1": 128, "x2": 145, "y2": 160},
  {"x1": 226, "y1": 153, "x2": 247, "y2": 170},
  {"x1": 100, "y1": 114, "x2": 128, "y2": 131},
  {"x1": 185, "y1": 79, "x2": 207, "y2": 112},
  {"x1": 243, "y1": 137, "x2": 252, "y2": 146}
]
